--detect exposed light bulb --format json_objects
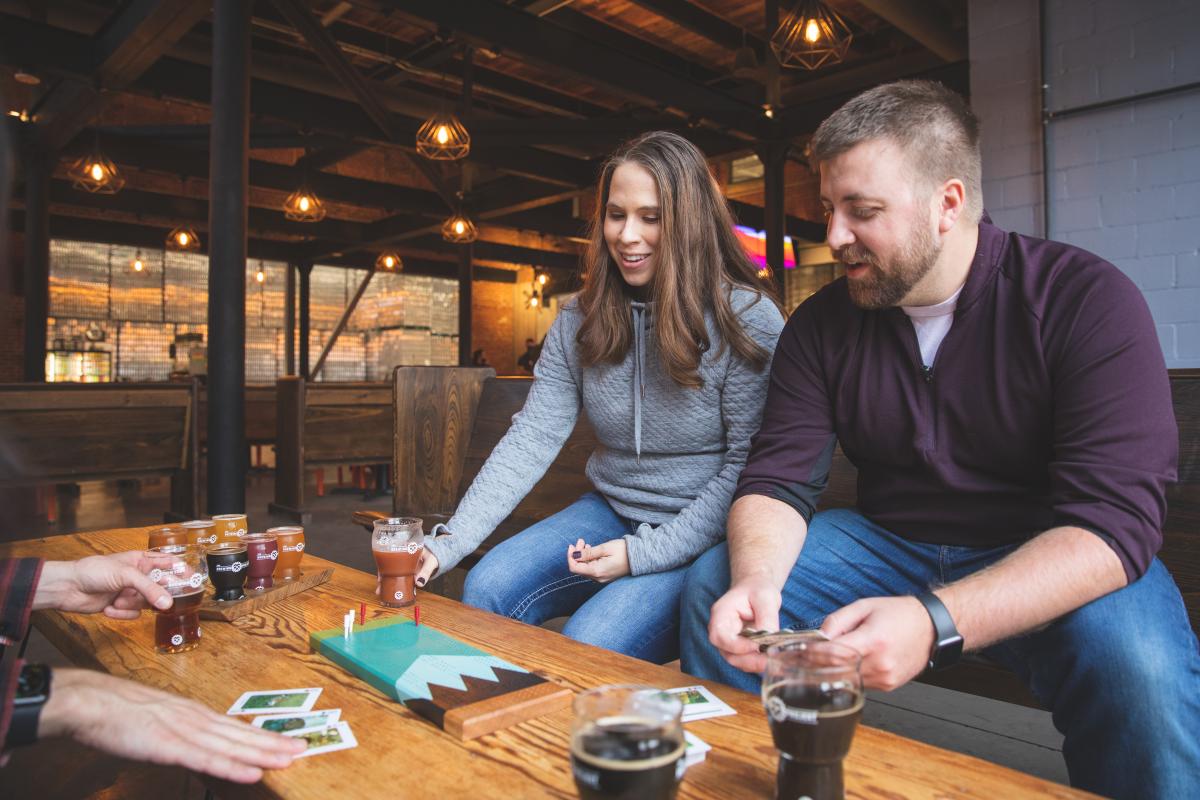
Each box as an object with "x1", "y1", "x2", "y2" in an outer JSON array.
[
  {"x1": 530, "y1": 296, "x2": 539, "y2": 308},
  {"x1": 133, "y1": 258, "x2": 144, "y2": 272},
  {"x1": 177, "y1": 232, "x2": 190, "y2": 247},
  {"x1": 256, "y1": 269, "x2": 265, "y2": 283},
  {"x1": 436, "y1": 125, "x2": 450, "y2": 144},
  {"x1": 454, "y1": 220, "x2": 465, "y2": 234},
  {"x1": 384, "y1": 256, "x2": 396, "y2": 268},
  {"x1": 804, "y1": 18, "x2": 821, "y2": 43},
  {"x1": 298, "y1": 196, "x2": 311, "y2": 212},
  {"x1": 537, "y1": 273, "x2": 548, "y2": 286},
  {"x1": 90, "y1": 163, "x2": 104, "y2": 181}
]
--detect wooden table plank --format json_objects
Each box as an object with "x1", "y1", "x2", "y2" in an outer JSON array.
[{"x1": 0, "y1": 527, "x2": 1095, "y2": 799}]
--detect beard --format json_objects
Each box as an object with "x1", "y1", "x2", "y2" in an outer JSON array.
[{"x1": 838, "y1": 221, "x2": 941, "y2": 310}]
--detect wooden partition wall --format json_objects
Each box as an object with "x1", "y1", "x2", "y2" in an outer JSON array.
[{"x1": 0, "y1": 381, "x2": 200, "y2": 521}]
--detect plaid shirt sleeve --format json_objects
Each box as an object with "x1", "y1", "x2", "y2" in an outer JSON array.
[{"x1": 0, "y1": 558, "x2": 44, "y2": 748}]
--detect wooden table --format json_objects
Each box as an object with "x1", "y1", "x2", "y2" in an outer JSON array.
[{"x1": 0, "y1": 526, "x2": 1095, "y2": 799}]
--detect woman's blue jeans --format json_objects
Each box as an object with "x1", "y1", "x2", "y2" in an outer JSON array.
[
  {"x1": 463, "y1": 492, "x2": 687, "y2": 664},
  {"x1": 679, "y1": 508, "x2": 1200, "y2": 800}
]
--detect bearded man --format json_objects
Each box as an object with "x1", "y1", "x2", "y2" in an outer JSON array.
[{"x1": 679, "y1": 80, "x2": 1200, "y2": 799}]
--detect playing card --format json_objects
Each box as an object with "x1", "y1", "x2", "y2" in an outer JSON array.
[
  {"x1": 684, "y1": 730, "x2": 711, "y2": 766},
  {"x1": 739, "y1": 626, "x2": 829, "y2": 652},
  {"x1": 287, "y1": 721, "x2": 358, "y2": 758},
  {"x1": 251, "y1": 708, "x2": 341, "y2": 734},
  {"x1": 226, "y1": 687, "x2": 322, "y2": 716},
  {"x1": 664, "y1": 685, "x2": 736, "y2": 721}
]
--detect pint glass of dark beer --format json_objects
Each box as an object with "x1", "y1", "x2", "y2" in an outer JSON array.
[
  {"x1": 145, "y1": 545, "x2": 208, "y2": 654},
  {"x1": 570, "y1": 685, "x2": 686, "y2": 800},
  {"x1": 372, "y1": 517, "x2": 423, "y2": 608},
  {"x1": 243, "y1": 532, "x2": 279, "y2": 591},
  {"x1": 762, "y1": 640, "x2": 864, "y2": 800},
  {"x1": 206, "y1": 543, "x2": 249, "y2": 601}
]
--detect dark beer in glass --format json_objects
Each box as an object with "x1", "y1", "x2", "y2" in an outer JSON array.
[
  {"x1": 243, "y1": 532, "x2": 278, "y2": 591},
  {"x1": 206, "y1": 543, "x2": 249, "y2": 601},
  {"x1": 570, "y1": 685, "x2": 686, "y2": 800},
  {"x1": 145, "y1": 545, "x2": 208, "y2": 654},
  {"x1": 762, "y1": 640, "x2": 864, "y2": 800}
]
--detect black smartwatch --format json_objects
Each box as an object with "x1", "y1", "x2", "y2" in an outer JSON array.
[
  {"x1": 914, "y1": 593, "x2": 963, "y2": 670},
  {"x1": 6, "y1": 663, "x2": 52, "y2": 748}
]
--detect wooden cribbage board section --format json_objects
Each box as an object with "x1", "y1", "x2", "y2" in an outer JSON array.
[{"x1": 199, "y1": 568, "x2": 333, "y2": 621}]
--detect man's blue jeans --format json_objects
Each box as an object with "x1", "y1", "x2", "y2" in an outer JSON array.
[
  {"x1": 463, "y1": 491, "x2": 687, "y2": 663},
  {"x1": 679, "y1": 508, "x2": 1200, "y2": 799}
]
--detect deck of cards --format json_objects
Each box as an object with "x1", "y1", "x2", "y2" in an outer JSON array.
[
  {"x1": 665, "y1": 685, "x2": 737, "y2": 722},
  {"x1": 227, "y1": 688, "x2": 358, "y2": 759}
]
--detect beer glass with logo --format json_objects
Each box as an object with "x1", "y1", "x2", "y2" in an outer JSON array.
[
  {"x1": 243, "y1": 532, "x2": 279, "y2": 591},
  {"x1": 145, "y1": 545, "x2": 208, "y2": 654},
  {"x1": 267, "y1": 526, "x2": 305, "y2": 581},
  {"x1": 205, "y1": 543, "x2": 249, "y2": 601},
  {"x1": 182, "y1": 519, "x2": 219, "y2": 548},
  {"x1": 147, "y1": 525, "x2": 187, "y2": 549},
  {"x1": 371, "y1": 517, "x2": 423, "y2": 608},
  {"x1": 212, "y1": 513, "x2": 248, "y2": 545},
  {"x1": 762, "y1": 640, "x2": 864, "y2": 800},
  {"x1": 570, "y1": 684, "x2": 686, "y2": 800}
]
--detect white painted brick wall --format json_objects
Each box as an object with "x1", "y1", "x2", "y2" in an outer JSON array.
[{"x1": 970, "y1": 0, "x2": 1200, "y2": 367}]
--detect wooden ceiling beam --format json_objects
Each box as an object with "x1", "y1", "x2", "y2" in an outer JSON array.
[
  {"x1": 855, "y1": 0, "x2": 967, "y2": 62},
  {"x1": 628, "y1": 0, "x2": 763, "y2": 58}
]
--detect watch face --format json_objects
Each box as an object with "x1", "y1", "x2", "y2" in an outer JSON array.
[{"x1": 16, "y1": 664, "x2": 51, "y2": 700}]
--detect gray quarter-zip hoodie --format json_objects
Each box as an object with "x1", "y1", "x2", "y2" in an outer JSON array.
[{"x1": 427, "y1": 285, "x2": 785, "y2": 576}]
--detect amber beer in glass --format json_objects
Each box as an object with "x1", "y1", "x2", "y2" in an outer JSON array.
[
  {"x1": 212, "y1": 513, "x2": 248, "y2": 545},
  {"x1": 570, "y1": 685, "x2": 686, "y2": 800},
  {"x1": 146, "y1": 545, "x2": 208, "y2": 654},
  {"x1": 147, "y1": 525, "x2": 187, "y2": 549},
  {"x1": 206, "y1": 543, "x2": 249, "y2": 601},
  {"x1": 182, "y1": 519, "x2": 219, "y2": 548},
  {"x1": 372, "y1": 517, "x2": 423, "y2": 608},
  {"x1": 267, "y1": 526, "x2": 305, "y2": 581},
  {"x1": 243, "y1": 532, "x2": 279, "y2": 591},
  {"x1": 762, "y1": 640, "x2": 864, "y2": 800}
]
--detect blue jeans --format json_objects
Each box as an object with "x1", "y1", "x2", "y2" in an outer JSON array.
[
  {"x1": 680, "y1": 508, "x2": 1200, "y2": 799},
  {"x1": 463, "y1": 492, "x2": 687, "y2": 663}
]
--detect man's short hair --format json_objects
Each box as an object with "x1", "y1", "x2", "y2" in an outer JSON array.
[{"x1": 810, "y1": 80, "x2": 983, "y2": 222}]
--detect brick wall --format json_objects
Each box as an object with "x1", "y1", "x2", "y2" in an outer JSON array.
[
  {"x1": 970, "y1": 0, "x2": 1200, "y2": 367},
  {"x1": 471, "y1": 279, "x2": 518, "y2": 375}
]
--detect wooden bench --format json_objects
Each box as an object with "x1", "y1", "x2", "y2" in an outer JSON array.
[
  {"x1": 199, "y1": 384, "x2": 276, "y2": 468},
  {"x1": 271, "y1": 378, "x2": 393, "y2": 523},
  {"x1": 0, "y1": 381, "x2": 200, "y2": 523}
]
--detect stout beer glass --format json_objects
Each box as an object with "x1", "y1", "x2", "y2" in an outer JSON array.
[
  {"x1": 570, "y1": 684, "x2": 686, "y2": 800},
  {"x1": 267, "y1": 526, "x2": 305, "y2": 581},
  {"x1": 212, "y1": 513, "x2": 248, "y2": 545},
  {"x1": 147, "y1": 525, "x2": 187, "y2": 549},
  {"x1": 146, "y1": 545, "x2": 208, "y2": 654},
  {"x1": 762, "y1": 640, "x2": 864, "y2": 800},
  {"x1": 206, "y1": 543, "x2": 249, "y2": 601},
  {"x1": 182, "y1": 519, "x2": 219, "y2": 548},
  {"x1": 243, "y1": 532, "x2": 279, "y2": 591},
  {"x1": 371, "y1": 517, "x2": 423, "y2": 608}
]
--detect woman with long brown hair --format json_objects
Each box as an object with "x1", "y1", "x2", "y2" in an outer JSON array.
[{"x1": 416, "y1": 131, "x2": 785, "y2": 662}]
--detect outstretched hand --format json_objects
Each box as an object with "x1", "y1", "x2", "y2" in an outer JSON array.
[
  {"x1": 821, "y1": 596, "x2": 935, "y2": 691},
  {"x1": 39, "y1": 669, "x2": 306, "y2": 783},
  {"x1": 566, "y1": 538, "x2": 630, "y2": 584},
  {"x1": 35, "y1": 552, "x2": 174, "y2": 619},
  {"x1": 707, "y1": 578, "x2": 782, "y2": 675}
]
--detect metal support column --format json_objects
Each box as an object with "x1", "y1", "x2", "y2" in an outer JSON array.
[
  {"x1": 22, "y1": 145, "x2": 50, "y2": 382},
  {"x1": 206, "y1": 0, "x2": 252, "y2": 514},
  {"x1": 458, "y1": 245, "x2": 474, "y2": 365},
  {"x1": 285, "y1": 261, "x2": 296, "y2": 376},
  {"x1": 298, "y1": 261, "x2": 312, "y2": 380},
  {"x1": 763, "y1": 140, "x2": 788, "y2": 299}
]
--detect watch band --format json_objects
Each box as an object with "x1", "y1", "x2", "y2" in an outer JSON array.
[
  {"x1": 915, "y1": 592, "x2": 964, "y2": 670},
  {"x1": 6, "y1": 663, "x2": 52, "y2": 749}
]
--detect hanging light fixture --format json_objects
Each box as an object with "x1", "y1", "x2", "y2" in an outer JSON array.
[
  {"x1": 374, "y1": 251, "x2": 404, "y2": 273},
  {"x1": 283, "y1": 186, "x2": 326, "y2": 222},
  {"x1": 771, "y1": 0, "x2": 853, "y2": 70},
  {"x1": 416, "y1": 114, "x2": 471, "y2": 161},
  {"x1": 441, "y1": 211, "x2": 478, "y2": 244},
  {"x1": 67, "y1": 148, "x2": 125, "y2": 194},
  {"x1": 131, "y1": 250, "x2": 145, "y2": 273},
  {"x1": 166, "y1": 226, "x2": 201, "y2": 252},
  {"x1": 255, "y1": 262, "x2": 266, "y2": 283}
]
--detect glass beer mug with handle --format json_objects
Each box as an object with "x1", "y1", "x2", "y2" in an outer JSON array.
[
  {"x1": 372, "y1": 517, "x2": 424, "y2": 608},
  {"x1": 762, "y1": 639, "x2": 864, "y2": 800}
]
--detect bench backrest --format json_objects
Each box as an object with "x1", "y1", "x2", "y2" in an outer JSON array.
[
  {"x1": 199, "y1": 384, "x2": 276, "y2": 448},
  {"x1": 457, "y1": 377, "x2": 598, "y2": 554}
]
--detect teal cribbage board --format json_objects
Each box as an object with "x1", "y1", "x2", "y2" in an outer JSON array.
[{"x1": 310, "y1": 616, "x2": 548, "y2": 730}]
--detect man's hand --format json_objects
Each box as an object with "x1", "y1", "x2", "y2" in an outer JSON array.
[
  {"x1": 40, "y1": 669, "x2": 306, "y2": 783},
  {"x1": 707, "y1": 579, "x2": 783, "y2": 675},
  {"x1": 567, "y1": 538, "x2": 630, "y2": 584},
  {"x1": 35, "y1": 553, "x2": 173, "y2": 619},
  {"x1": 822, "y1": 596, "x2": 934, "y2": 691}
]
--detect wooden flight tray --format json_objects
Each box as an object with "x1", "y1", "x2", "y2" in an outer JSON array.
[{"x1": 199, "y1": 568, "x2": 334, "y2": 621}]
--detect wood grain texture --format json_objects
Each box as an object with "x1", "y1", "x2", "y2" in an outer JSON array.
[
  {"x1": 443, "y1": 681, "x2": 573, "y2": 741},
  {"x1": 392, "y1": 366, "x2": 495, "y2": 518},
  {"x1": 0, "y1": 526, "x2": 1097, "y2": 800},
  {"x1": 199, "y1": 568, "x2": 333, "y2": 621}
]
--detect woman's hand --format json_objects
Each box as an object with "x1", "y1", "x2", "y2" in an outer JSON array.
[{"x1": 567, "y1": 538, "x2": 630, "y2": 584}]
